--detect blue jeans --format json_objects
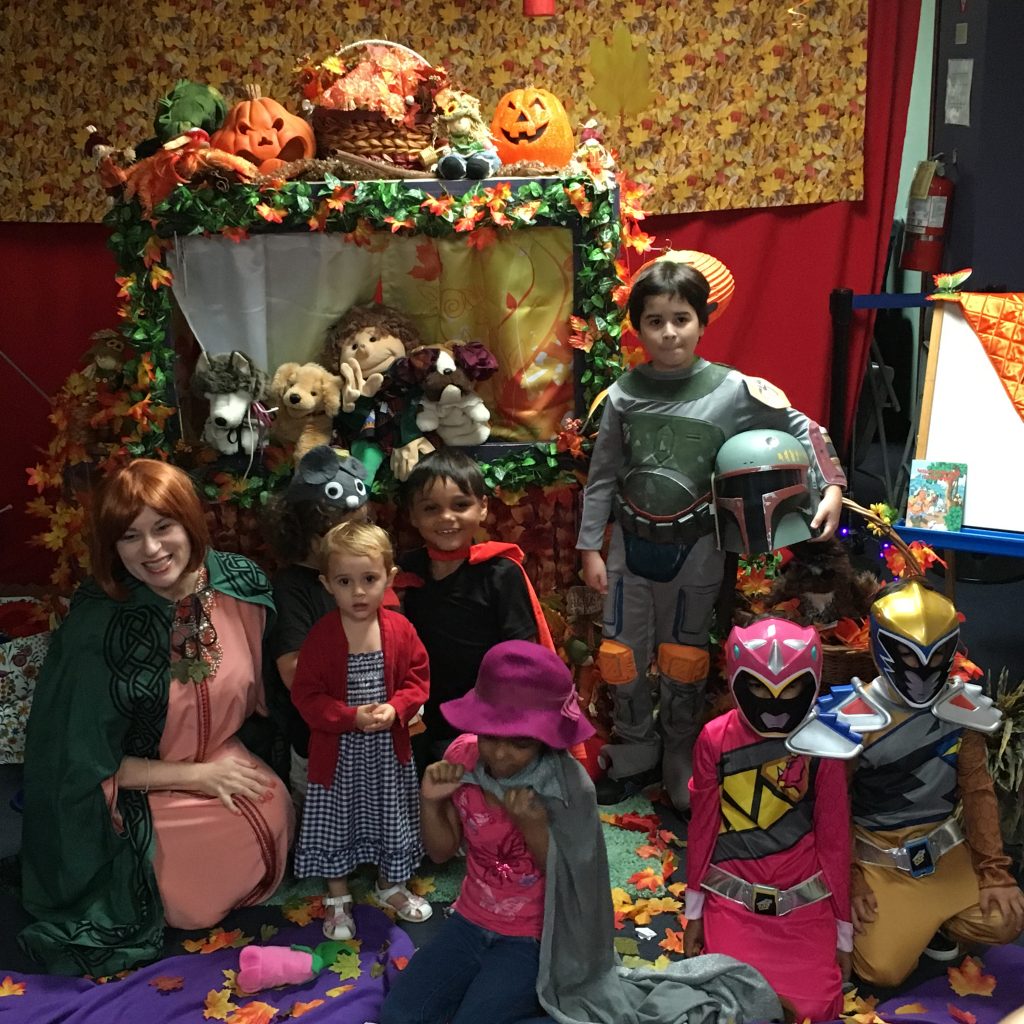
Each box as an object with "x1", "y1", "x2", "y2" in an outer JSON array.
[{"x1": 380, "y1": 911, "x2": 543, "y2": 1024}]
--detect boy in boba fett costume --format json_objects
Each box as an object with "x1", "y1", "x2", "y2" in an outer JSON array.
[{"x1": 578, "y1": 252, "x2": 847, "y2": 808}]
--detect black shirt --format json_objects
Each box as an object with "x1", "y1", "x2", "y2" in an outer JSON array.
[
  {"x1": 399, "y1": 548, "x2": 538, "y2": 741},
  {"x1": 265, "y1": 564, "x2": 335, "y2": 757}
]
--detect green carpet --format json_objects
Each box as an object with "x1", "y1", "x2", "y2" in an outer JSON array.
[{"x1": 264, "y1": 793, "x2": 683, "y2": 910}]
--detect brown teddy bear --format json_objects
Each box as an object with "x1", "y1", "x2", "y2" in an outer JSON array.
[
  {"x1": 320, "y1": 304, "x2": 434, "y2": 482},
  {"x1": 268, "y1": 361, "x2": 342, "y2": 463}
]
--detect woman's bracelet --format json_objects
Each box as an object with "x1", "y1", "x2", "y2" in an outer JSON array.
[{"x1": 142, "y1": 757, "x2": 152, "y2": 795}]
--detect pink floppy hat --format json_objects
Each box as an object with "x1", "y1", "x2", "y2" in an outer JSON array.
[{"x1": 441, "y1": 640, "x2": 595, "y2": 750}]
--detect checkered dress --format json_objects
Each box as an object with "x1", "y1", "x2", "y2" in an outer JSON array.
[{"x1": 293, "y1": 651, "x2": 423, "y2": 882}]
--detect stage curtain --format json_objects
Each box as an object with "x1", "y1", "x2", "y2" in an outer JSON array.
[
  {"x1": 0, "y1": 223, "x2": 117, "y2": 587},
  {"x1": 638, "y1": 0, "x2": 921, "y2": 453}
]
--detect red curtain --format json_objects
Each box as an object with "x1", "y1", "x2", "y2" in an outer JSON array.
[
  {"x1": 0, "y1": 223, "x2": 117, "y2": 587},
  {"x1": 0, "y1": 1, "x2": 920, "y2": 587},
  {"x1": 637, "y1": 0, "x2": 921, "y2": 450}
]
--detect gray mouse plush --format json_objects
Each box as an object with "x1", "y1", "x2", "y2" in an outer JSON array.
[{"x1": 284, "y1": 446, "x2": 369, "y2": 511}]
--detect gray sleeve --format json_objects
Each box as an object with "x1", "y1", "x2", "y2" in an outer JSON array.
[{"x1": 577, "y1": 393, "x2": 624, "y2": 550}]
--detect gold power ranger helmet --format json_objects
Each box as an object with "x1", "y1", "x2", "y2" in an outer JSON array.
[{"x1": 870, "y1": 578, "x2": 960, "y2": 709}]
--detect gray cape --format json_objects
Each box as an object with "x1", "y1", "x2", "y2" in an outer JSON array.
[{"x1": 464, "y1": 748, "x2": 783, "y2": 1024}]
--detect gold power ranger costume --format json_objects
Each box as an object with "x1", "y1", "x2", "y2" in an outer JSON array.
[{"x1": 846, "y1": 579, "x2": 1019, "y2": 987}]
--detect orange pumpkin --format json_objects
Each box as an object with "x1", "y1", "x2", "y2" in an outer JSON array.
[
  {"x1": 210, "y1": 84, "x2": 315, "y2": 171},
  {"x1": 490, "y1": 87, "x2": 574, "y2": 167}
]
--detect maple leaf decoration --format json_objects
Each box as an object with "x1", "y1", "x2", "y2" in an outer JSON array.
[
  {"x1": 947, "y1": 955, "x2": 996, "y2": 997},
  {"x1": 0, "y1": 976, "x2": 26, "y2": 997},
  {"x1": 149, "y1": 975, "x2": 185, "y2": 994},
  {"x1": 228, "y1": 1001, "x2": 279, "y2": 1024},
  {"x1": 202, "y1": 987, "x2": 238, "y2": 1020},
  {"x1": 893, "y1": 1004, "x2": 927, "y2": 1015},
  {"x1": 288, "y1": 999, "x2": 325, "y2": 1018},
  {"x1": 659, "y1": 927, "x2": 686, "y2": 954},
  {"x1": 183, "y1": 927, "x2": 252, "y2": 954}
]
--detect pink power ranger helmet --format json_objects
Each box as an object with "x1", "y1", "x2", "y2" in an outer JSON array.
[{"x1": 725, "y1": 618, "x2": 822, "y2": 737}]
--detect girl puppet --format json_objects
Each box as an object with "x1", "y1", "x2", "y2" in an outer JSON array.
[
  {"x1": 382, "y1": 640, "x2": 781, "y2": 1024},
  {"x1": 577, "y1": 252, "x2": 847, "y2": 809},
  {"x1": 20, "y1": 460, "x2": 293, "y2": 976},
  {"x1": 291, "y1": 521, "x2": 431, "y2": 941},
  {"x1": 684, "y1": 618, "x2": 851, "y2": 1022}
]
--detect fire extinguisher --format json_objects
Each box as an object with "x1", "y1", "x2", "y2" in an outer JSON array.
[{"x1": 901, "y1": 158, "x2": 955, "y2": 274}]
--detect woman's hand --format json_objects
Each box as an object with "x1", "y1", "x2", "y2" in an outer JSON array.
[
  {"x1": 683, "y1": 918, "x2": 705, "y2": 957},
  {"x1": 195, "y1": 756, "x2": 272, "y2": 814},
  {"x1": 851, "y1": 889, "x2": 878, "y2": 933},
  {"x1": 581, "y1": 550, "x2": 608, "y2": 595},
  {"x1": 421, "y1": 760, "x2": 465, "y2": 802},
  {"x1": 809, "y1": 484, "x2": 843, "y2": 542}
]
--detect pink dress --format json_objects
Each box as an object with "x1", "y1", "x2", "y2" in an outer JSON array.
[
  {"x1": 687, "y1": 711, "x2": 850, "y2": 1022},
  {"x1": 106, "y1": 594, "x2": 294, "y2": 929}
]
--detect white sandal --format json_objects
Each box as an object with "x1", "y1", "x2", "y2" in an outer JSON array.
[
  {"x1": 322, "y1": 894, "x2": 356, "y2": 940},
  {"x1": 373, "y1": 881, "x2": 433, "y2": 923}
]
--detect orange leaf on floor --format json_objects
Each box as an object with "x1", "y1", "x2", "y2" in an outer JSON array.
[
  {"x1": 894, "y1": 1004, "x2": 927, "y2": 1015},
  {"x1": 228, "y1": 1000, "x2": 278, "y2": 1024},
  {"x1": 289, "y1": 998, "x2": 325, "y2": 1017},
  {"x1": 948, "y1": 955, "x2": 996, "y2": 997},
  {"x1": 947, "y1": 1004, "x2": 978, "y2": 1024},
  {"x1": 635, "y1": 843, "x2": 662, "y2": 859},
  {"x1": 628, "y1": 868, "x2": 664, "y2": 892},
  {"x1": 148, "y1": 975, "x2": 184, "y2": 993},
  {"x1": 325, "y1": 984, "x2": 355, "y2": 998},
  {"x1": 658, "y1": 928, "x2": 685, "y2": 953},
  {"x1": 183, "y1": 928, "x2": 252, "y2": 954},
  {"x1": 0, "y1": 977, "x2": 26, "y2": 997}
]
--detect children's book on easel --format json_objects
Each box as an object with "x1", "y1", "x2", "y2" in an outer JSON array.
[{"x1": 905, "y1": 460, "x2": 967, "y2": 532}]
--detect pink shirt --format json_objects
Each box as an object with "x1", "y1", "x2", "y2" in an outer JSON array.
[{"x1": 445, "y1": 734, "x2": 546, "y2": 939}]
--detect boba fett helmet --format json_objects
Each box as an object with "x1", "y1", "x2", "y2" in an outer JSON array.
[{"x1": 713, "y1": 429, "x2": 813, "y2": 554}]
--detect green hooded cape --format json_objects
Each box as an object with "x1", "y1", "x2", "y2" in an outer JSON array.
[{"x1": 19, "y1": 550, "x2": 274, "y2": 976}]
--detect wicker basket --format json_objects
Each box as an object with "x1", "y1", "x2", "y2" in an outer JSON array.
[
  {"x1": 308, "y1": 40, "x2": 439, "y2": 172},
  {"x1": 819, "y1": 498, "x2": 924, "y2": 689}
]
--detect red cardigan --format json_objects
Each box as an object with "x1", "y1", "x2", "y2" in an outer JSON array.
[{"x1": 291, "y1": 607, "x2": 430, "y2": 787}]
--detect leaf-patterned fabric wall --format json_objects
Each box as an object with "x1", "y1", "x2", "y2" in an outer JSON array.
[{"x1": 2, "y1": 0, "x2": 866, "y2": 223}]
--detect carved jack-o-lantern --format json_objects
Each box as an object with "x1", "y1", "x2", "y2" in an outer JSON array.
[
  {"x1": 210, "y1": 84, "x2": 315, "y2": 171},
  {"x1": 490, "y1": 87, "x2": 574, "y2": 167}
]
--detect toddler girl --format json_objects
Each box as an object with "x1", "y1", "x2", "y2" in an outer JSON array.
[{"x1": 291, "y1": 520, "x2": 432, "y2": 940}]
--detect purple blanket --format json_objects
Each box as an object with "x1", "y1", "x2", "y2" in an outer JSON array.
[{"x1": 0, "y1": 905, "x2": 413, "y2": 1023}]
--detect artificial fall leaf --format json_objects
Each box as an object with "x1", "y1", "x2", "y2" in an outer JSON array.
[
  {"x1": 947, "y1": 1005, "x2": 977, "y2": 1024},
  {"x1": 829, "y1": 617, "x2": 870, "y2": 649},
  {"x1": 222, "y1": 226, "x2": 249, "y2": 243},
  {"x1": 328, "y1": 953, "x2": 362, "y2": 981},
  {"x1": 408, "y1": 876, "x2": 435, "y2": 897},
  {"x1": 667, "y1": 882, "x2": 687, "y2": 898},
  {"x1": 282, "y1": 896, "x2": 324, "y2": 925},
  {"x1": 255, "y1": 203, "x2": 285, "y2": 223},
  {"x1": 326, "y1": 185, "x2": 356, "y2": 211},
  {"x1": 635, "y1": 843, "x2": 662, "y2": 860},
  {"x1": 203, "y1": 987, "x2": 238, "y2": 1020},
  {"x1": 659, "y1": 928, "x2": 685, "y2": 954},
  {"x1": 842, "y1": 988, "x2": 880, "y2": 1017},
  {"x1": 947, "y1": 956, "x2": 996, "y2": 997},
  {"x1": 183, "y1": 928, "x2": 252, "y2": 954},
  {"x1": 288, "y1": 999, "x2": 325, "y2": 1018},
  {"x1": 228, "y1": 1001, "x2": 278, "y2": 1024},
  {"x1": 464, "y1": 226, "x2": 498, "y2": 250},
  {"x1": 0, "y1": 976, "x2": 26, "y2": 997},
  {"x1": 601, "y1": 811, "x2": 660, "y2": 832},
  {"x1": 149, "y1": 975, "x2": 184, "y2": 994},
  {"x1": 628, "y1": 867, "x2": 664, "y2": 892},
  {"x1": 392, "y1": 956, "x2": 409, "y2": 971},
  {"x1": 259, "y1": 924, "x2": 278, "y2": 942},
  {"x1": 325, "y1": 985, "x2": 355, "y2": 998},
  {"x1": 894, "y1": 1004, "x2": 928, "y2": 1015}
]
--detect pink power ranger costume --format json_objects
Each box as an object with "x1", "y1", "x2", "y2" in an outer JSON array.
[{"x1": 687, "y1": 619, "x2": 852, "y2": 1021}]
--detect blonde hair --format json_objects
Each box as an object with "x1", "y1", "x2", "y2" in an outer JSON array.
[{"x1": 319, "y1": 520, "x2": 394, "y2": 574}]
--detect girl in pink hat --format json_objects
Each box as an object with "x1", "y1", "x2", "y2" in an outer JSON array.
[{"x1": 380, "y1": 639, "x2": 594, "y2": 1024}]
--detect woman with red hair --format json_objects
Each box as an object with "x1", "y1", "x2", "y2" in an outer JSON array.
[{"x1": 19, "y1": 459, "x2": 293, "y2": 975}]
